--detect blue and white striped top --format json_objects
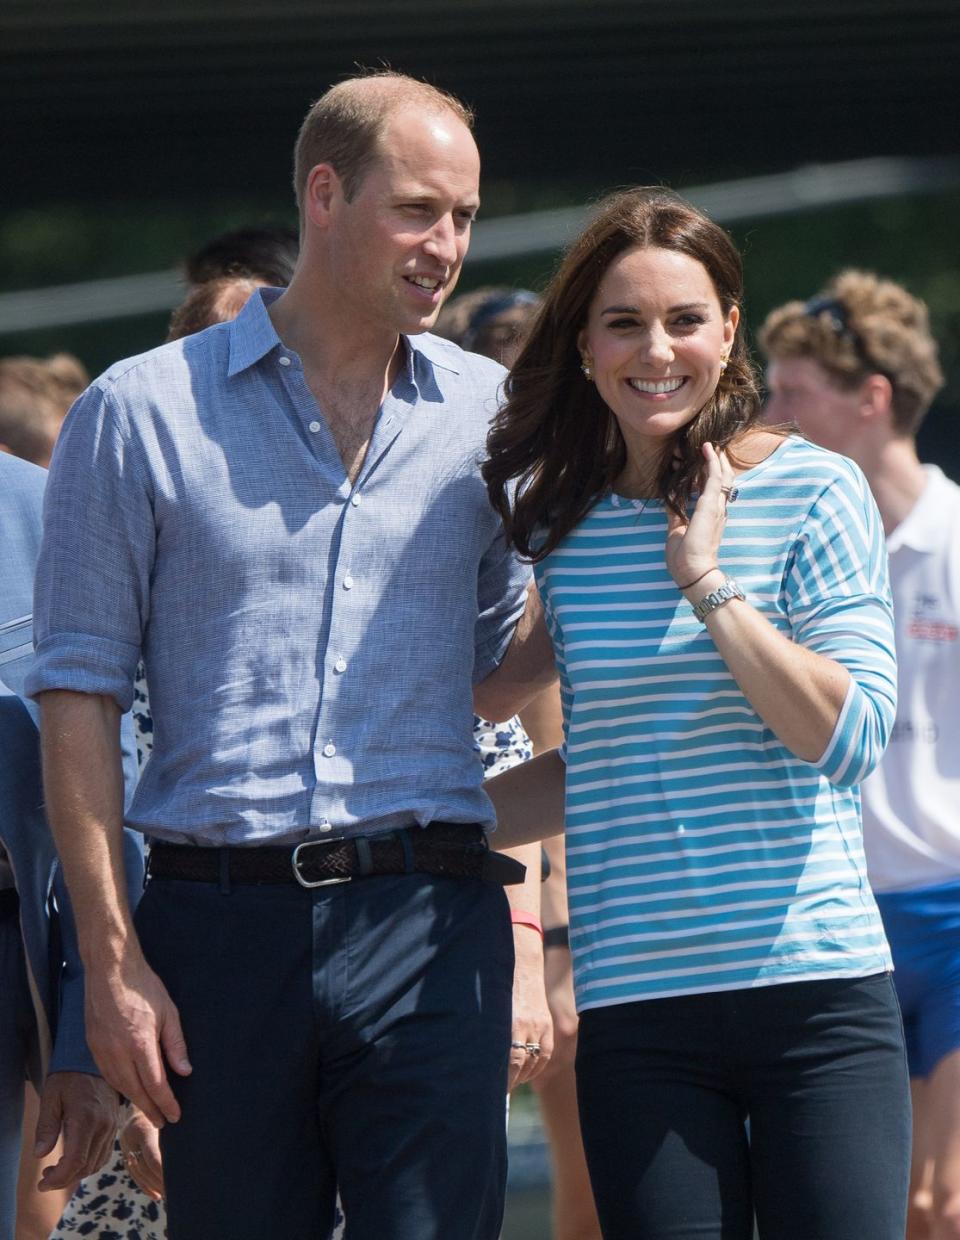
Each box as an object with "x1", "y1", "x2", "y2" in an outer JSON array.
[{"x1": 534, "y1": 437, "x2": 897, "y2": 1012}]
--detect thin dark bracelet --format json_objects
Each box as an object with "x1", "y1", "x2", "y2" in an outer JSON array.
[
  {"x1": 677, "y1": 566, "x2": 719, "y2": 591},
  {"x1": 543, "y1": 925, "x2": 570, "y2": 949}
]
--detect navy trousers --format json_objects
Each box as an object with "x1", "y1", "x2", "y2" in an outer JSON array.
[
  {"x1": 576, "y1": 973, "x2": 911, "y2": 1240},
  {"x1": 135, "y1": 867, "x2": 514, "y2": 1240}
]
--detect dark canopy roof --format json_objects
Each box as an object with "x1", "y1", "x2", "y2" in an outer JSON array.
[{"x1": 5, "y1": 0, "x2": 958, "y2": 207}]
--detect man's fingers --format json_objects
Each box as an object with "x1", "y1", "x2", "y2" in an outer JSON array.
[
  {"x1": 160, "y1": 1008, "x2": 192, "y2": 1077},
  {"x1": 136, "y1": 1049, "x2": 182, "y2": 1125},
  {"x1": 95, "y1": 1054, "x2": 166, "y2": 1129}
]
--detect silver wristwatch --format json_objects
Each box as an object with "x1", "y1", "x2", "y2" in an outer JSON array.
[{"x1": 692, "y1": 578, "x2": 745, "y2": 624}]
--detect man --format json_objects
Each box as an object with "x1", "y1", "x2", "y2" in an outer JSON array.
[
  {"x1": 0, "y1": 450, "x2": 141, "y2": 1235},
  {"x1": 27, "y1": 72, "x2": 554, "y2": 1240},
  {"x1": 762, "y1": 270, "x2": 957, "y2": 1240}
]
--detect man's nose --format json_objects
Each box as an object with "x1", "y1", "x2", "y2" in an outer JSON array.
[{"x1": 423, "y1": 215, "x2": 458, "y2": 266}]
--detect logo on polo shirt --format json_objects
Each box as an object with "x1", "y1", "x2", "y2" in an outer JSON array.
[{"x1": 908, "y1": 592, "x2": 958, "y2": 643}]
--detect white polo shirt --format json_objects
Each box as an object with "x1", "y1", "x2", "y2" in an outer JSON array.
[{"x1": 862, "y1": 465, "x2": 960, "y2": 892}]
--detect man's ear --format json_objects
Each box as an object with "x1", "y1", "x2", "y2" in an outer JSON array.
[
  {"x1": 303, "y1": 164, "x2": 341, "y2": 230},
  {"x1": 859, "y1": 373, "x2": 895, "y2": 427}
]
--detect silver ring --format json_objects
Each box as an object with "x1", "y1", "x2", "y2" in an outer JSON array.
[
  {"x1": 510, "y1": 1041, "x2": 527, "y2": 1050},
  {"x1": 125, "y1": 1149, "x2": 141, "y2": 1164},
  {"x1": 720, "y1": 486, "x2": 739, "y2": 502},
  {"x1": 524, "y1": 1042, "x2": 542, "y2": 1056}
]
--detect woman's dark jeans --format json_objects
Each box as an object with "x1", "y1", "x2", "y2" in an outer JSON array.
[{"x1": 576, "y1": 973, "x2": 911, "y2": 1239}]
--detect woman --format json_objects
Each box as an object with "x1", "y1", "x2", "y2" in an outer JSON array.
[{"x1": 483, "y1": 187, "x2": 910, "y2": 1239}]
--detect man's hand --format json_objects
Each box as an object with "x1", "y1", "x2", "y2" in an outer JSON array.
[
  {"x1": 34, "y1": 1071, "x2": 119, "y2": 1192},
  {"x1": 508, "y1": 925, "x2": 553, "y2": 1090},
  {"x1": 85, "y1": 953, "x2": 192, "y2": 1128},
  {"x1": 120, "y1": 1106, "x2": 164, "y2": 1201}
]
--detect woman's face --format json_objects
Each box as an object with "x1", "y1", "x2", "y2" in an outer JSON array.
[{"x1": 577, "y1": 245, "x2": 738, "y2": 460}]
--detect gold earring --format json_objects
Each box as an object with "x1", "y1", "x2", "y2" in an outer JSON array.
[{"x1": 581, "y1": 360, "x2": 593, "y2": 381}]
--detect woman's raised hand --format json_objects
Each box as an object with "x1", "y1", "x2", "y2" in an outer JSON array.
[{"x1": 665, "y1": 442, "x2": 736, "y2": 591}]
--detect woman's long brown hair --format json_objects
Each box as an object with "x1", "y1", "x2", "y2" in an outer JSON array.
[{"x1": 483, "y1": 187, "x2": 764, "y2": 562}]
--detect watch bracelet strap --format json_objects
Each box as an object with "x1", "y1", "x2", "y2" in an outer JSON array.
[{"x1": 692, "y1": 578, "x2": 745, "y2": 623}]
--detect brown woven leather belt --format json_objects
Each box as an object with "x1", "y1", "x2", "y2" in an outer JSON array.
[{"x1": 148, "y1": 822, "x2": 525, "y2": 888}]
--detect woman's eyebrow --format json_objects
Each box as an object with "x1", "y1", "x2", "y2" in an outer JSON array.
[{"x1": 600, "y1": 301, "x2": 709, "y2": 316}]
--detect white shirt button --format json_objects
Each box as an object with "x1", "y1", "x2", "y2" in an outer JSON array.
[
  {"x1": 350, "y1": 493, "x2": 361, "y2": 507},
  {"x1": 334, "y1": 657, "x2": 347, "y2": 673},
  {"x1": 278, "y1": 356, "x2": 291, "y2": 367},
  {"x1": 317, "y1": 821, "x2": 332, "y2": 833},
  {"x1": 322, "y1": 741, "x2": 336, "y2": 757},
  {"x1": 343, "y1": 575, "x2": 354, "y2": 590},
  {"x1": 308, "y1": 420, "x2": 321, "y2": 433}
]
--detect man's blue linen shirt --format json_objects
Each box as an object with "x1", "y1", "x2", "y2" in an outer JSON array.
[{"x1": 26, "y1": 290, "x2": 530, "y2": 846}]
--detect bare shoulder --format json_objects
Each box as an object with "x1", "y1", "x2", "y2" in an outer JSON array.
[{"x1": 730, "y1": 428, "x2": 793, "y2": 472}]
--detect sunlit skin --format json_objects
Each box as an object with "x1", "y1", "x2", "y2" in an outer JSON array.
[
  {"x1": 765, "y1": 356, "x2": 862, "y2": 456},
  {"x1": 577, "y1": 245, "x2": 737, "y2": 496},
  {"x1": 316, "y1": 106, "x2": 481, "y2": 343}
]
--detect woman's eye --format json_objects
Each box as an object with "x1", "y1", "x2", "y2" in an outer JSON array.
[{"x1": 674, "y1": 315, "x2": 705, "y2": 328}]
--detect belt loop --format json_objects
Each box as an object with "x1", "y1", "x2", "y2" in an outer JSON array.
[
  {"x1": 218, "y1": 848, "x2": 232, "y2": 895},
  {"x1": 354, "y1": 836, "x2": 373, "y2": 877},
  {"x1": 398, "y1": 828, "x2": 415, "y2": 874}
]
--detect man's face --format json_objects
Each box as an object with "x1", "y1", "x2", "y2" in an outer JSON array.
[
  {"x1": 328, "y1": 106, "x2": 481, "y2": 338},
  {"x1": 765, "y1": 356, "x2": 861, "y2": 456}
]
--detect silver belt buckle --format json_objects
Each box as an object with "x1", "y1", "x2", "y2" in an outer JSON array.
[{"x1": 291, "y1": 839, "x2": 352, "y2": 889}]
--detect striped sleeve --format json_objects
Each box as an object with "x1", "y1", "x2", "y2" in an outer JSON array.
[{"x1": 784, "y1": 458, "x2": 897, "y2": 788}]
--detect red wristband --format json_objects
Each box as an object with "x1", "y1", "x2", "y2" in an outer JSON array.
[{"x1": 510, "y1": 909, "x2": 544, "y2": 939}]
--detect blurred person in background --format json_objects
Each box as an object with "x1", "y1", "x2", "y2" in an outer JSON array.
[
  {"x1": 762, "y1": 272, "x2": 956, "y2": 1240},
  {"x1": 0, "y1": 449, "x2": 143, "y2": 1240},
  {"x1": 437, "y1": 285, "x2": 540, "y2": 368},
  {"x1": 182, "y1": 223, "x2": 299, "y2": 289},
  {"x1": 0, "y1": 354, "x2": 88, "y2": 469},
  {"x1": 440, "y1": 284, "x2": 601, "y2": 1240},
  {"x1": 165, "y1": 276, "x2": 267, "y2": 342}
]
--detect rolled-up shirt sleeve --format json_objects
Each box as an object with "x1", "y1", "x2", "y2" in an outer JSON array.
[
  {"x1": 25, "y1": 383, "x2": 154, "y2": 711},
  {"x1": 472, "y1": 521, "x2": 532, "y2": 683},
  {"x1": 784, "y1": 458, "x2": 897, "y2": 789}
]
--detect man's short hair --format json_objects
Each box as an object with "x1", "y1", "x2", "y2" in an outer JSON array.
[
  {"x1": 293, "y1": 71, "x2": 474, "y2": 219},
  {"x1": 759, "y1": 270, "x2": 944, "y2": 435},
  {"x1": 0, "y1": 354, "x2": 88, "y2": 465}
]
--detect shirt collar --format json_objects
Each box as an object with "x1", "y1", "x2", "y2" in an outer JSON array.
[
  {"x1": 226, "y1": 287, "x2": 286, "y2": 377},
  {"x1": 405, "y1": 331, "x2": 463, "y2": 378},
  {"x1": 887, "y1": 464, "x2": 949, "y2": 554},
  {"x1": 226, "y1": 290, "x2": 464, "y2": 386}
]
